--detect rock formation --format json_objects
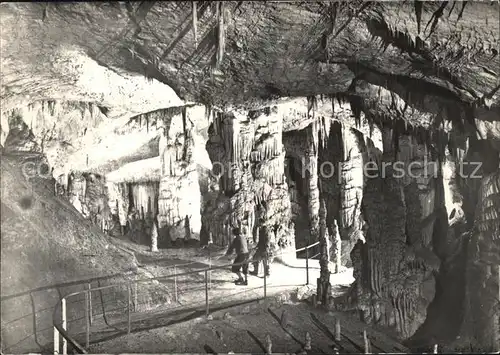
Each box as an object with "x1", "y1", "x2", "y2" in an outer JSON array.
[
  {"x1": 204, "y1": 109, "x2": 295, "y2": 256},
  {"x1": 1, "y1": 1, "x2": 499, "y2": 353}
]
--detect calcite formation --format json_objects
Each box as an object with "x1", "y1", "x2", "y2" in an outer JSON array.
[
  {"x1": 1, "y1": 1, "x2": 500, "y2": 352},
  {"x1": 204, "y1": 109, "x2": 295, "y2": 256},
  {"x1": 157, "y1": 107, "x2": 202, "y2": 243}
]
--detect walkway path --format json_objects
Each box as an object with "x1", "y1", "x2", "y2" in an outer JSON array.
[{"x1": 66, "y1": 253, "x2": 354, "y2": 348}]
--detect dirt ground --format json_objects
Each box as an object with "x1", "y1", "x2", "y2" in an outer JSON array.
[
  {"x1": 90, "y1": 300, "x2": 409, "y2": 354},
  {"x1": 60, "y1": 236, "x2": 408, "y2": 354}
]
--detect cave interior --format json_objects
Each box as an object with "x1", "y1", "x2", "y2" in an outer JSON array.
[{"x1": 0, "y1": 1, "x2": 499, "y2": 354}]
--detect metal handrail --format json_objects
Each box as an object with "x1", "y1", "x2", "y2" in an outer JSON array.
[
  {"x1": 0, "y1": 260, "x2": 208, "y2": 354},
  {"x1": 52, "y1": 241, "x2": 321, "y2": 354}
]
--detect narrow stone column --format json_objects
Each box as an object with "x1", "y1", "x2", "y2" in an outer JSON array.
[
  {"x1": 317, "y1": 196, "x2": 331, "y2": 304},
  {"x1": 305, "y1": 121, "x2": 320, "y2": 249},
  {"x1": 157, "y1": 107, "x2": 202, "y2": 243}
]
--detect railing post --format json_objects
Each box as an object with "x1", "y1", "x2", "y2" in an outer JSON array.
[
  {"x1": 53, "y1": 326, "x2": 60, "y2": 355},
  {"x1": 264, "y1": 256, "x2": 267, "y2": 299},
  {"x1": 127, "y1": 284, "x2": 131, "y2": 335},
  {"x1": 205, "y1": 270, "x2": 209, "y2": 317},
  {"x1": 62, "y1": 298, "x2": 67, "y2": 355},
  {"x1": 133, "y1": 282, "x2": 138, "y2": 312},
  {"x1": 85, "y1": 290, "x2": 90, "y2": 349},
  {"x1": 87, "y1": 283, "x2": 92, "y2": 326},
  {"x1": 305, "y1": 245, "x2": 310, "y2": 285},
  {"x1": 174, "y1": 265, "x2": 178, "y2": 303},
  {"x1": 208, "y1": 255, "x2": 212, "y2": 290}
]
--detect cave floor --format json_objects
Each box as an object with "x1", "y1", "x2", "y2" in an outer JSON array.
[
  {"x1": 66, "y1": 235, "x2": 389, "y2": 352},
  {"x1": 88, "y1": 301, "x2": 409, "y2": 354}
]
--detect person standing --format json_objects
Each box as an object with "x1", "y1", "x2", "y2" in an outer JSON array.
[
  {"x1": 250, "y1": 225, "x2": 273, "y2": 277},
  {"x1": 225, "y1": 227, "x2": 250, "y2": 285}
]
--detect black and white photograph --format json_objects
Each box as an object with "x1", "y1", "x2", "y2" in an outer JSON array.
[{"x1": 0, "y1": 1, "x2": 499, "y2": 354}]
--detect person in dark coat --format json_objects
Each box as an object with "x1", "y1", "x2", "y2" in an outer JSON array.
[
  {"x1": 250, "y1": 225, "x2": 273, "y2": 277},
  {"x1": 225, "y1": 227, "x2": 250, "y2": 285}
]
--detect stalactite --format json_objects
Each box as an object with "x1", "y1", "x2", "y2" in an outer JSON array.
[
  {"x1": 393, "y1": 122, "x2": 400, "y2": 160},
  {"x1": 310, "y1": 120, "x2": 319, "y2": 156},
  {"x1": 320, "y1": 116, "x2": 330, "y2": 149},
  {"x1": 215, "y1": 1, "x2": 225, "y2": 69},
  {"x1": 205, "y1": 105, "x2": 213, "y2": 124},
  {"x1": 307, "y1": 96, "x2": 318, "y2": 120},
  {"x1": 213, "y1": 112, "x2": 220, "y2": 135},
  {"x1": 192, "y1": 1, "x2": 198, "y2": 48},
  {"x1": 169, "y1": 154, "x2": 174, "y2": 176},
  {"x1": 232, "y1": 119, "x2": 240, "y2": 162},
  {"x1": 340, "y1": 121, "x2": 348, "y2": 161}
]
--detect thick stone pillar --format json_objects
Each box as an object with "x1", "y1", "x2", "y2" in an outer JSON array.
[
  {"x1": 348, "y1": 127, "x2": 441, "y2": 339},
  {"x1": 461, "y1": 170, "x2": 500, "y2": 351},
  {"x1": 204, "y1": 109, "x2": 294, "y2": 256},
  {"x1": 338, "y1": 124, "x2": 364, "y2": 237}
]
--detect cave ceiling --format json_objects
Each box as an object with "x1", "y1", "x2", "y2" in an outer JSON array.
[{"x1": 0, "y1": 1, "x2": 499, "y2": 128}]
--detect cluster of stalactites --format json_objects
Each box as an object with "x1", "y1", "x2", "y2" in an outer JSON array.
[
  {"x1": 131, "y1": 106, "x2": 183, "y2": 134},
  {"x1": 162, "y1": 138, "x2": 185, "y2": 177},
  {"x1": 307, "y1": 95, "x2": 331, "y2": 151},
  {"x1": 130, "y1": 182, "x2": 159, "y2": 220},
  {"x1": 370, "y1": 114, "x2": 472, "y2": 164},
  {"x1": 26, "y1": 100, "x2": 104, "y2": 120},
  {"x1": 107, "y1": 182, "x2": 129, "y2": 226},
  {"x1": 256, "y1": 156, "x2": 285, "y2": 187},
  {"x1": 251, "y1": 136, "x2": 281, "y2": 163}
]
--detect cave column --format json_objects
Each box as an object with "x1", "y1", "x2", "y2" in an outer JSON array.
[
  {"x1": 317, "y1": 196, "x2": 331, "y2": 304},
  {"x1": 204, "y1": 110, "x2": 295, "y2": 258},
  {"x1": 157, "y1": 107, "x2": 202, "y2": 245},
  {"x1": 305, "y1": 121, "x2": 320, "y2": 249},
  {"x1": 338, "y1": 124, "x2": 364, "y2": 237},
  {"x1": 305, "y1": 121, "x2": 331, "y2": 297},
  {"x1": 335, "y1": 123, "x2": 365, "y2": 275}
]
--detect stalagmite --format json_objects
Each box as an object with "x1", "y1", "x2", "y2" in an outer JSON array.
[
  {"x1": 150, "y1": 221, "x2": 158, "y2": 252},
  {"x1": 317, "y1": 196, "x2": 331, "y2": 304},
  {"x1": 331, "y1": 219, "x2": 341, "y2": 273},
  {"x1": 265, "y1": 334, "x2": 272, "y2": 354},
  {"x1": 304, "y1": 332, "x2": 311, "y2": 350},
  {"x1": 335, "y1": 318, "x2": 341, "y2": 341}
]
